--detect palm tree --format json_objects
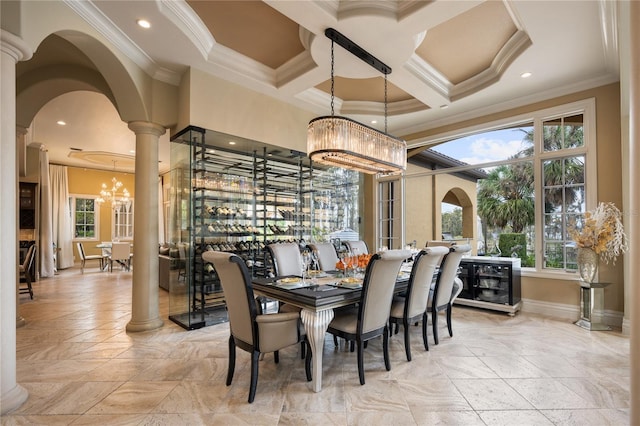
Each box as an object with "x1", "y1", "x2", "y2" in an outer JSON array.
[{"x1": 477, "y1": 162, "x2": 535, "y2": 234}]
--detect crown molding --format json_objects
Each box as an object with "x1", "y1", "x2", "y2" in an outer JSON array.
[
  {"x1": 159, "y1": 0, "x2": 214, "y2": 60},
  {"x1": 63, "y1": 0, "x2": 180, "y2": 86}
]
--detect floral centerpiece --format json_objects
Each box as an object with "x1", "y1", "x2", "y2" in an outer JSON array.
[{"x1": 570, "y1": 202, "x2": 627, "y2": 282}]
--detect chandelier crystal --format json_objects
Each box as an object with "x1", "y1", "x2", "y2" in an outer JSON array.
[
  {"x1": 96, "y1": 176, "x2": 130, "y2": 208},
  {"x1": 307, "y1": 28, "x2": 406, "y2": 175}
]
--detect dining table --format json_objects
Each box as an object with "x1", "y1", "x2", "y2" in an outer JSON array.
[{"x1": 252, "y1": 266, "x2": 411, "y2": 392}]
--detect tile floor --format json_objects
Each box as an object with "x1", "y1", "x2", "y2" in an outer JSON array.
[{"x1": 3, "y1": 266, "x2": 630, "y2": 425}]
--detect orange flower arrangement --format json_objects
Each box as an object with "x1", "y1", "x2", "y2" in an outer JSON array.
[
  {"x1": 335, "y1": 254, "x2": 372, "y2": 270},
  {"x1": 570, "y1": 202, "x2": 627, "y2": 264}
]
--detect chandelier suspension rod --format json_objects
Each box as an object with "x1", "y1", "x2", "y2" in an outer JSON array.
[{"x1": 324, "y1": 28, "x2": 392, "y2": 75}]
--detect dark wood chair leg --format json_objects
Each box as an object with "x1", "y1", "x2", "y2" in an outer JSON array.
[
  {"x1": 248, "y1": 349, "x2": 259, "y2": 403},
  {"x1": 357, "y1": 340, "x2": 365, "y2": 385},
  {"x1": 422, "y1": 313, "x2": 429, "y2": 351},
  {"x1": 432, "y1": 309, "x2": 439, "y2": 345},
  {"x1": 226, "y1": 336, "x2": 236, "y2": 386},
  {"x1": 447, "y1": 304, "x2": 453, "y2": 337},
  {"x1": 383, "y1": 326, "x2": 391, "y2": 371},
  {"x1": 274, "y1": 350, "x2": 279, "y2": 364},
  {"x1": 403, "y1": 321, "x2": 412, "y2": 361}
]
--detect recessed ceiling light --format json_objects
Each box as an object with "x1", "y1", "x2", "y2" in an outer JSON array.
[
  {"x1": 229, "y1": 141, "x2": 236, "y2": 145},
  {"x1": 521, "y1": 72, "x2": 532, "y2": 78},
  {"x1": 371, "y1": 120, "x2": 377, "y2": 124},
  {"x1": 440, "y1": 105, "x2": 449, "y2": 109},
  {"x1": 56, "y1": 120, "x2": 66, "y2": 126},
  {"x1": 129, "y1": 150, "x2": 135, "y2": 154},
  {"x1": 137, "y1": 19, "x2": 151, "y2": 29}
]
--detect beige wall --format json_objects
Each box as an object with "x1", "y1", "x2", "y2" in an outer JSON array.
[
  {"x1": 401, "y1": 83, "x2": 624, "y2": 312},
  {"x1": 67, "y1": 167, "x2": 135, "y2": 258},
  {"x1": 178, "y1": 68, "x2": 316, "y2": 153}
]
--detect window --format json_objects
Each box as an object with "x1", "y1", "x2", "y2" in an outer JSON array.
[
  {"x1": 112, "y1": 201, "x2": 134, "y2": 240},
  {"x1": 408, "y1": 99, "x2": 595, "y2": 275},
  {"x1": 377, "y1": 177, "x2": 404, "y2": 250},
  {"x1": 72, "y1": 196, "x2": 98, "y2": 239}
]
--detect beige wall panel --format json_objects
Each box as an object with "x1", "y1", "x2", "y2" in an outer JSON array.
[
  {"x1": 522, "y1": 277, "x2": 579, "y2": 305},
  {"x1": 405, "y1": 164, "x2": 433, "y2": 247},
  {"x1": 187, "y1": 68, "x2": 315, "y2": 152}
]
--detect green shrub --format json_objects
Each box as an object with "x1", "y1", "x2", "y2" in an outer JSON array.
[{"x1": 499, "y1": 233, "x2": 527, "y2": 260}]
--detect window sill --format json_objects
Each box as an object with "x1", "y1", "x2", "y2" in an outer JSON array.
[{"x1": 521, "y1": 268, "x2": 581, "y2": 281}]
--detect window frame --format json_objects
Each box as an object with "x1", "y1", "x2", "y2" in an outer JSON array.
[
  {"x1": 111, "y1": 199, "x2": 134, "y2": 241},
  {"x1": 71, "y1": 194, "x2": 100, "y2": 241},
  {"x1": 404, "y1": 98, "x2": 597, "y2": 279}
]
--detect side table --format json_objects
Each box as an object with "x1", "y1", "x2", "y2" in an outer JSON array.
[{"x1": 575, "y1": 281, "x2": 611, "y2": 331}]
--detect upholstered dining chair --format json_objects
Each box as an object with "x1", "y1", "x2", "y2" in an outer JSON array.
[
  {"x1": 77, "y1": 242, "x2": 107, "y2": 273},
  {"x1": 307, "y1": 242, "x2": 339, "y2": 271},
  {"x1": 344, "y1": 240, "x2": 369, "y2": 255},
  {"x1": 326, "y1": 249, "x2": 411, "y2": 385},
  {"x1": 427, "y1": 244, "x2": 471, "y2": 344},
  {"x1": 19, "y1": 244, "x2": 37, "y2": 299},
  {"x1": 266, "y1": 242, "x2": 303, "y2": 277},
  {"x1": 109, "y1": 242, "x2": 131, "y2": 271},
  {"x1": 388, "y1": 246, "x2": 449, "y2": 361},
  {"x1": 202, "y1": 251, "x2": 310, "y2": 403}
]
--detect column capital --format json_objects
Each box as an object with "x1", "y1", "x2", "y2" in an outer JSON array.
[
  {"x1": 15, "y1": 126, "x2": 28, "y2": 137},
  {"x1": 128, "y1": 121, "x2": 166, "y2": 138},
  {"x1": 1, "y1": 30, "x2": 32, "y2": 62}
]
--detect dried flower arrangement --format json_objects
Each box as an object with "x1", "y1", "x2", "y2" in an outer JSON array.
[{"x1": 570, "y1": 202, "x2": 628, "y2": 264}]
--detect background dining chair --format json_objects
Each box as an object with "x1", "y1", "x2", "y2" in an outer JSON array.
[
  {"x1": 389, "y1": 246, "x2": 449, "y2": 361},
  {"x1": 76, "y1": 242, "x2": 107, "y2": 273},
  {"x1": 266, "y1": 242, "x2": 303, "y2": 277},
  {"x1": 344, "y1": 240, "x2": 369, "y2": 255},
  {"x1": 202, "y1": 251, "x2": 310, "y2": 403},
  {"x1": 326, "y1": 249, "x2": 411, "y2": 385},
  {"x1": 427, "y1": 244, "x2": 471, "y2": 344},
  {"x1": 307, "y1": 242, "x2": 339, "y2": 271},
  {"x1": 19, "y1": 244, "x2": 37, "y2": 299},
  {"x1": 109, "y1": 242, "x2": 131, "y2": 271}
]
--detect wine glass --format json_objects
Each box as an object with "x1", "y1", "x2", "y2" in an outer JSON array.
[
  {"x1": 301, "y1": 249, "x2": 311, "y2": 283},
  {"x1": 339, "y1": 251, "x2": 349, "y2": 277},
  {"x1": 351, "y1": 248, "x2": 360, "y2": 277}
]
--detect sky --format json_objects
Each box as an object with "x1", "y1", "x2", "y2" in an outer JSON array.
[{"x1": 431, "y1": 126, "x2": 533, "y2": 165}]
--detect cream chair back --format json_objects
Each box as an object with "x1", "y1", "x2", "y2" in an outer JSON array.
[
  {"x1": 267, "y1": 242, "x2": 303, "y2": 276},
  {"x1": 307, "y1": 242, "x2": 338, "y2": 271},
  {"x1": 204, "y1": 251, "x2": 256, "y2": 346},
  {"x1": 344, "y1": 240, "x2": 368, "y2": 255},
  {"x1": 432, "y1": 244, "x2": 471, "y2": 310},
  {"x1": 359, "y1": 249, "x2": 411, "y2": 334},
  {"x1": 110, "y1": 242, "x2": 130, "y2": 261},
  {"x1": 404, "y1": 246, "x2": 449, "y2": 319}
]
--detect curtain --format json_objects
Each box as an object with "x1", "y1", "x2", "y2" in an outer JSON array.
[
  {"x1": 38, "y1": 148, "x2": 55, "y2": 277},
  {"x1": 158, "y1": 176, "x2": 165, "y2": 244},
  {"x1": 50, "y1": 164, "x2": 74, "y2": 269}
]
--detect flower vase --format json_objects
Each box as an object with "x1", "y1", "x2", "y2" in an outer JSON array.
[{"x1": 577, "y1": 247, "x2": 599, "y2": 283}]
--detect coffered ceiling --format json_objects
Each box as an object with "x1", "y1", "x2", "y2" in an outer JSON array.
[{"x1": 27, "y1": 0, "x2": 619, "y2": 173}]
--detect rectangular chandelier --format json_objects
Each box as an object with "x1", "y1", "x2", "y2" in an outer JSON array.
[
  {"x1": 308, "y1": 116, "x2": 407, "y2": 175},
  {"x1": 307, "y1": 28, "x2": 407, "y2": 175}
]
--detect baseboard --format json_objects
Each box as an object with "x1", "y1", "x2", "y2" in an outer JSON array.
[
  {"x1": 521, "y1": 298, "x2": 623, "y2": 328},
  {"x1": 622, "y1": 317, "x2": 631, "y2": 335}
]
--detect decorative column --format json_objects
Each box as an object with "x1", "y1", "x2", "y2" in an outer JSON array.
[
  {"x1": 15, "y1": 126, "x2": 28, "y2": 328},
  {"x1": 126, "y1": 121, "x2": 165, "y2": 332},
  {"x1": 1, "y1": 30, "x2": 31, "y2": 415},
  {"x1": 629, "y1": 2, "x2": 640, "y2": 423}
]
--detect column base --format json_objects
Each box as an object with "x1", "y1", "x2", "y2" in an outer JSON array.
[
  {"x1": 126, "y1": 317, "x2": 164, "y2": 332},
  {"x1": 1, "y1": 383, "x2": 29, "y2": 415}
]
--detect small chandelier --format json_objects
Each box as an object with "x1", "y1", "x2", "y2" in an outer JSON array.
[
  {"x1": 96, "y1": 161, "x2": 130, "y2": 208},
  {"x1": 307, "y1": 28, "x2": 407, "y2": 175}
]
